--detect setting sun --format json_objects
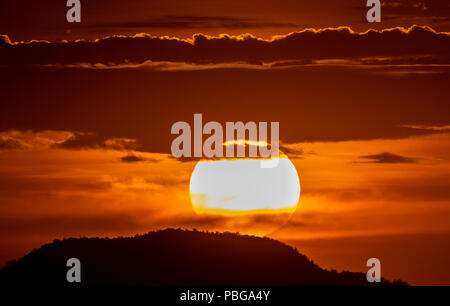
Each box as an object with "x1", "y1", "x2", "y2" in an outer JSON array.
[{"x1": 189, "y1": 155, "x2": 301, "y2": 216}]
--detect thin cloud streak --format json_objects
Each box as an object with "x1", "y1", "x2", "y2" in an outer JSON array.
[{"x1": 88, "y1": 15, "x2": 299, "y2": 30}]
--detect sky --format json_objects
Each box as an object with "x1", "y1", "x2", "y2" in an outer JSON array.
[
  {"x1": 1, "y1": 0, "x2": 450, "y2": 41},
  {"x1": 1, "y1": 0, "x2": 450, "y2": 285}
]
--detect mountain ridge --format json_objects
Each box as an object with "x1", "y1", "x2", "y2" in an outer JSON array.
[{"x1": 0, "y1": 228, "x2": 406, "y2": 286}]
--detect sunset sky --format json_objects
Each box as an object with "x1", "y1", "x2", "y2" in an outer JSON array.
[{"x1": 1, "y1": 0, "x2": 450, "y2": 285}]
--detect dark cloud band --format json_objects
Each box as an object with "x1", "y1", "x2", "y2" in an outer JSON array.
[{"x1": 1, "y1": 26, "x2": 449, "y2": 66}]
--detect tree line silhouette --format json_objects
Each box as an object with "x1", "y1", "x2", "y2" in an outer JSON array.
[{"x1": 0, "y1": 228, "x2": 406, "y2": 286}]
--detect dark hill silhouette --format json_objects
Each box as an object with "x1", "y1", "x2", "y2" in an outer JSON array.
[{"x1": 0, "y1": 228, "x2": 405, "y2": 286}]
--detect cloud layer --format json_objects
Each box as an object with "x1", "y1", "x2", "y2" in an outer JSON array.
[
  {"x1": 1, "y1": 26, "x2": 450, "y2": 66},
  {"x1": 358, "y1": 152, "x2": 418, "y2": 164}
]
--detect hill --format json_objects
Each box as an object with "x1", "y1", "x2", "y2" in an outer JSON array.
[{"x1": 0, "y1": 228, "x2": 405, "y2": 286}]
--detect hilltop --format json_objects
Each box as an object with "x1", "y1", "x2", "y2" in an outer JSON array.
[{"x1": 0, "y1": 228, "x2": 405, "y2": 286}]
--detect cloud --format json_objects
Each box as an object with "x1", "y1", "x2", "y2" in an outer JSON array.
[
  {"x1": 432, "y1": 17, "x2": 450, "y2": 24},
  {"x1": 0, "y1": 34, "x2": 12, "y2": 46},
  {"x1": 279, "y1": 144, "x2": 304, "y2": 158},
  {"x1": 53, "y1": 132, "x2": 140, "y2": 151},
  {"x1": 382, "y1": 0, "x2": 450, "y2": 15},
  {"x1": 0, "y1": 130, "x2": 73, "y2": 151},
  {"x1": 401, "y1": 124, "x2": 450, "y2": 131},
  {"x1": 120, "y1": 154, "x2": 161, "y2": 163},
  {"x1": 61, "y1": 60, "x2": 270, "y2": 71},
  {"x1": 120, "y1": 155, "x2": 146, "y2": 163},
  {"x1": 0, "y1": 137, "x2": 23, "y2": 150},
  {"x1": 1, "y1": 26, "x2": 449, "y2": 66},
  {"x1": 0, "y1": 130, "x2": 152, "y2": 153},
  {"x1": 379, "y1": 0, "x2": 450, "y2": 22},
  {"x1": 358, "y1": 152, "x2": 418, "y2": 164}
]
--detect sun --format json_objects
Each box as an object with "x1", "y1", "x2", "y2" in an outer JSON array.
[{"x1": 189, "y1": 143, "x2": 300, "y2": 222}]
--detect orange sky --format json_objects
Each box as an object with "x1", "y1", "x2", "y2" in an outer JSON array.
[
  {"x1": 1, "y1": 129, "x2": 450, "y2": 284},
  {"x1": 1, "y1": 0, "x2": 450, "y2": 285}
]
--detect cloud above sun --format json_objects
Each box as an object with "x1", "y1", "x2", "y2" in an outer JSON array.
[{"x1": 1, "y1": 26, "x2": 449, "y2": 67}]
